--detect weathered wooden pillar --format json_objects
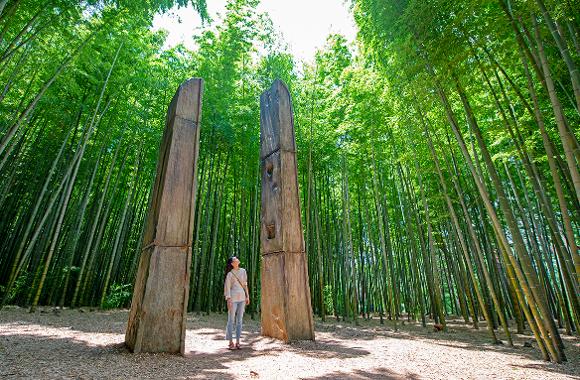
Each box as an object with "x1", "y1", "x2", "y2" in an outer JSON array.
[
  {"x1": 260, "y1": 80, "x2": 315, "y2": 342},
  {"x1": 125, "y1": 78, "x2": 203, "y2": 354}
]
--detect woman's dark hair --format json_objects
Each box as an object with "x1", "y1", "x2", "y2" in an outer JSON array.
[{"x1": 224, "y1": 256, "x2": 236, "y2": 282}]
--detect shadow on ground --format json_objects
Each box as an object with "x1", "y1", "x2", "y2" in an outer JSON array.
[
  {"x1": 301, "y1": 367, "x2": 420, "y2": 380},
  {"x1": 0, "y1": 332, "x2": 236, "y2": 379},
  {"x1": 316, "y1": 316, "x2": 580, "y2": 366},
  {"x1": 0, "y1": 307, "x2": 578, "y2": 379}
]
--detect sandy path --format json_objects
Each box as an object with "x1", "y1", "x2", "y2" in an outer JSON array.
[{"x1": 0, "y1": 307, "x2": 578, "y2": 379}]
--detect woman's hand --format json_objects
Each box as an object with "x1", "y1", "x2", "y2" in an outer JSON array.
[
  {"x1": 245, "y1": 297, "x2": 250, "y2": 306},
  {"x1": 227, "y1": 298, "x2": 232, "y2": 311}
]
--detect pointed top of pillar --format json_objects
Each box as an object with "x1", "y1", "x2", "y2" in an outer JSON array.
[
  {"x1": 260, "y1": 79, "x2": 296, "y2": 160},
  {"x1": 166, "y1": 78, "x2": 204, "y2": 125}
]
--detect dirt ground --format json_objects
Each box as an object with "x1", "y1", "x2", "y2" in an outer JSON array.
[{"x1": 0, "y1": 307, "x2": 578, "y2": 379}]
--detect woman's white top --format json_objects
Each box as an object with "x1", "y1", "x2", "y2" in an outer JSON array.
[{"x1": 224, "y1": 268, "x2": 247, "y2": 303}]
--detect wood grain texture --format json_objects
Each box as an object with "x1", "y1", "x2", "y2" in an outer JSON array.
[
  {"x1": 260, "y1": 80, "x2": 315, "y2": 342},
  {"x1": 125, "y1": 78, "x2": 203, "y2": 354}
]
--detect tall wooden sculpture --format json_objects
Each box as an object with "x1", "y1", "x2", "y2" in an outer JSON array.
[
  {"x1": 125, "y1": 78, "x2": 203, "y2": 354},
  {"x1": 260, "y1": 80, "x2": 315, "y2": 341}
]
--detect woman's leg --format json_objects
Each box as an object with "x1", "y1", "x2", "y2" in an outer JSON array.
[
  {"x1": 235, "y1": 301, "x2": 246, "y2": 344},
  {"x1": 226, "y1": 303, "x2": 236, "y2": 343}
]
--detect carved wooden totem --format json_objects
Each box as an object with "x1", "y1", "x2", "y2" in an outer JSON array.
[
  {"x1": 125, "y1": 78, "x2": 203, "y2": 354},
  {"x1": 260, "y1": 80, "x2": 315, "y2": 342}
]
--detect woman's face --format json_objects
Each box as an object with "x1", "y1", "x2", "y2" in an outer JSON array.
[{"x1": 232, "y1": 257, "x2": 240, "y2": 269}]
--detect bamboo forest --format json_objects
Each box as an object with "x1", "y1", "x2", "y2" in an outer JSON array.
[{"x1": 0, "y1": 0, "x2": 579, "y2": 378}]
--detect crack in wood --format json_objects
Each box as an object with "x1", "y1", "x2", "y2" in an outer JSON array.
[{"x1": 141, "y1": 242, "x2": 192, "y2": 251}]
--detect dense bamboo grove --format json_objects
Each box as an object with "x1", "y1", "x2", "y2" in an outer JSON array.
[{"x1": 0, "y1": 0, "x2": 578, "y2": 363}]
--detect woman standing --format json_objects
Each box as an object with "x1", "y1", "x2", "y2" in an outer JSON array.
[{"x1": 224, "y1": 256, "x2": 250, "y2": 350}]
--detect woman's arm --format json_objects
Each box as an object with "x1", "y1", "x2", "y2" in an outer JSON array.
[
  {"x1": 224, "y1": 273, "x2": 232, "y2": 300},
  {"x1": 243, "y1": 269, "x2": 250, "y2": 305},
  {"x1": 224, "y1": 273, "x2": 233, "y2": 310}
]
